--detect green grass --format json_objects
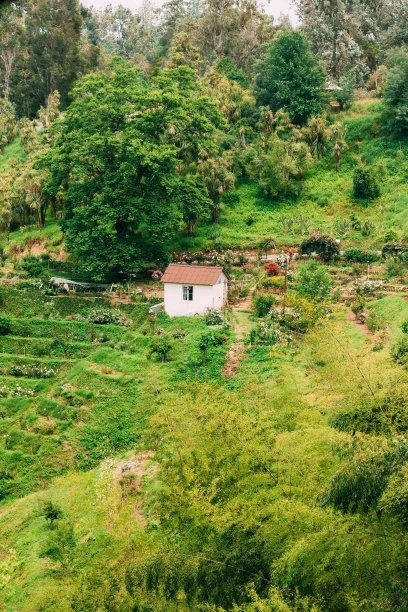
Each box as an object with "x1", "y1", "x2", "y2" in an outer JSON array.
[{"x1": 0, "y1": 139, "x2": 25, "y2": 172}]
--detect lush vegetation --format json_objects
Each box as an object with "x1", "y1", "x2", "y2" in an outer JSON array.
[{"x1": 2, "y1": 0, "x2": 408, "y2": 609}]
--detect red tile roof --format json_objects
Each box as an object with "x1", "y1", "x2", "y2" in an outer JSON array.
[{"x1": 161, "y1": 264, "x2": 225, "y2": 286}]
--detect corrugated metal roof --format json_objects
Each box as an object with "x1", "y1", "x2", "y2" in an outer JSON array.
[{"x1": 161, "y1": 264, "x2": 224, "y2": 286}]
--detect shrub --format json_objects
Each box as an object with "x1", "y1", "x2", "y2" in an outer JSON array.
[
  {"x1": 366, "y1": 311, "x2": 386, "y2": 333},
  {"x1": 295, "y1": 261, "x2": 332, "y2": 301},
  {"x1": 198, "y1": 329, "x2": 227, "y2": 363},
  {"x1": 172, "y1": 328, "x2": 186, "y2": 339},
  {"x1": 383, "y1": 47, "x2": 408, "y2": 135},
  {"x1": 77, "y1": 309, "x2": 132, "y2": 326},
  {"x1": 352, "y1": 166, "x2": 380, "y2": 201},
  {"x1": 382, "y1": 241, "x2": 408, "y2": 258},
  {"x1": 385, "y1": 257, "x2": 406, "y2": 279},
  {"x1": 262, "y1": 276, "x2": 285, "y2": 290},
  {"x1": 205, "y1": 308, "x2": 223, "y2": 326},
  {"x1": 249, "y1": 320, "x2": 290, "y2": 345},
  {"x1": 253, "y1": 293, "x2": 278, "y2": 317},
  {"x1": 264, "y1": 262, "x2": 281, "y2": 277},
  {"x1": 391, "y1": 336, "x2": 408, "y2": 364},
  {"x1": 343, "y1": 248, "x2": 378, "y2": 263},
  {"x1": 7, "y1": 364, "x2": 56, "y2": 378},
  {"x1": 280, "y1": 293, "x2": 332, "y2": 332},
  {"x1": 41, "y1": 500, "x2": 64, "y2": 528},
  {"x1": 300, "y1": 232, "x2": 339, "y2": 261},
  {"x1": 351, "y1": 299, "x2": 365, "y2": 319},
  {"x1": 354, "y1": 280, "x2": 383, "y2": 295},
  {"x1": 222, "y1": 192, "x2": 240, "y2": 206},
  {"x1": 330, "y1": 387, "x2": 408, "y2": 435},
  {"x1": 0, "y1": 315, "x2": 11, "y2": 336},
  {"x1": 21, "y1": 256, "x2": 44, "y2": 278},
  {"x1": 150, "y1": 336, "x2": 173, "y2": 362}
]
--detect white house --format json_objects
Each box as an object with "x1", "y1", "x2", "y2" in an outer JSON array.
[{"x1": 161, "y1": 264, "x2": 228, "y2": 317}]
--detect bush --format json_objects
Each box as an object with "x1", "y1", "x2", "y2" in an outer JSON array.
[
  {"x1": 205, "y1": 308, "x2": 223, "y2": 326},
  {"x1": 249, "y1": 320, "x2": 290, "y2": 345},
  {"x1": 295, "y1": 261, "x2": 332, "y2": 301},
  {"x1": 7, "y1": 364, "x2": 56, "y2": 378},
  {"x1": 330, "y1": 387, "x2": 408, "y2": 435},
  {"x1": 352, "y1": 166, "x2": 380, "y2": 201},
  {"x1": 150, "y1": 336, "x2": 173, "y2": 362},
  {"x1": 253, "y1": 293, "x2": 278, "y2": 317},
  {"x1": 0, "y1": 315, "x2": 11, "y2": 336},
  {"x1": 20, "y1": 256, "x2": 44, "y2": 278},
  {"x1": 343, "y1": 248, "x2": 379, "y2": 263},
  {"x1": 198, "y1": 329, "x2": 227, "y2": 363},
  {"x1": 41, "y1": 500, "x2": 64, "y2": 528},
  {"x1": 351, "y1": 299, "x2": 365, "y2": 319},
  {"x1": 383, "y1": 47, "x2": 408, "y2": 135},
  {"x1": 264, "y1": 262, "x2": 281, "y2": 277},
  {"x1": 300, "y1": 232, "x2": 339, "y2": 261},
  {"x1": 385, "y1": 257, "x2": 406, "y2": 279},
  {"x1": 366, "y1": 311, "x2": 386, "y2": 333},
  {"x1": 198, "y1": 330, "x2": 227, "y2": 351},
  {"x1": 280, "y1": 293, "x2": 332, "y2": 332},
  {"x1": 222, "y1": 192, "x2": 240, "y2": 206},
  {"x1": 354, "y1": 280, "x2": 383, "y2": 295},
  {"x1": 391, "y1": 336, "x2": 408, "y2": 364},
  {"x1": 382, "y1": 241, "x2": 408, "y2": 258}
]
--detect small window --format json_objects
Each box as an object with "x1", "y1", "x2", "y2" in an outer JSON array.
[{"x1": 183, "y1": 286, "x2": 193, "y2": 301}]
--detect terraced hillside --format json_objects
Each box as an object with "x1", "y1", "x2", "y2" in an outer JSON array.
[{"x1": 0, "y1": 286, "x2": 232, "y2": 505}]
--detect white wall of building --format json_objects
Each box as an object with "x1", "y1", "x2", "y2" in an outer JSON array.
[{"x1": 163, "y1": 272, "x2": 228, "y2": 317}]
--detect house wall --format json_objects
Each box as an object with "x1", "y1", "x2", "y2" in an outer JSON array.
[{"x1": 164, "y1": 273, "x2": 228, "y2": 317}]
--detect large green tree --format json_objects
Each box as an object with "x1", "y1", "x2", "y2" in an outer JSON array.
[
  {"x1": 383, "y1": 47, "x2": 408, "y2": 135},
  {"x1": 42, "y1": 59, "x2": 224, "y2": 280},
  {"x1": 255, "y1": 31, "x2": 326, "y2": 125}
]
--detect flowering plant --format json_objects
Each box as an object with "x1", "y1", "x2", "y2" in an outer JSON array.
[
  {"x1": 354, "y1": 279, "x2": 383, "y2": 295},
  {"x1": 149, "y1": 269, "x2": 163, "y2": 279},
  {"x1": 249, "y1": 321, "x2": 292, "y2": 345},
  {"x1": 0, "y1": 385, "x2": 35, "y2": 397},
  {"x1": 205, "y1": 308, "x2": 224, "y2": 326},
  {"x1": 264, "y1": 262, "x2": 281, "y2": 277},
  {"x1": 300, "y1": 232, "x2": 340, "y2": 261},
  {"x1": 172, "y1": 328, "x2": 186, "y2": 339},
  {"x1": 7, "y1": 364, "x2": 56, "y2": 378}
]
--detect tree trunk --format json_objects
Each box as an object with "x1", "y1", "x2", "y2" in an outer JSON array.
[{"x1": 188, "y1": 217, "x2": 197, "y2": 236}]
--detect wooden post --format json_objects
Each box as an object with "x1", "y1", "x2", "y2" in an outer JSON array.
[{"x1": 282, "y1": 256, "x2": 288, "y2": 314}]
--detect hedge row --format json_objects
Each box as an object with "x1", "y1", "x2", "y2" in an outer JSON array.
[
  {"x1": 9, "y1": 319, "x2": 127, "y2": 342},
  {"x1": 0, "y1": 287, "x2": 150, "y2": 321},
  {"x1": 0, "y1": 336, "x2": 96, "y2": 358},
  {"x1": 0, "y1": 353, "x2": 66, "y2": 371}
]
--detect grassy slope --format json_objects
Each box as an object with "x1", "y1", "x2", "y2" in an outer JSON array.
[
  {"x1": 0, "y1": 283, "x2": 406, "y2": 608},
  {"x1": 175, "y1": 99, "x2": 408, "y2": 252}
]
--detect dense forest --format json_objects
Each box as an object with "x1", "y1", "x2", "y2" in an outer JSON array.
[
  {"x1": 0, "y1": 0, "x2": 407, "y2": 278},
  {"x1": 2, "y1": 0, "x2": 408, "y2": 610}
]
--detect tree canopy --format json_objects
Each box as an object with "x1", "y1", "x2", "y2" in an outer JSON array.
[
  {"x1": 41, "y1": 59, "x2": 224, "y2": 280},
  {"x1": 255, "y1": 31, "x2": 326, "y2": 125}
]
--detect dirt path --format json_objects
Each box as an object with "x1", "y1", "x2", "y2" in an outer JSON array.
[
  {"x1": 222, "y1": 288, "x2": 255, "y2": 378},
  {"x1": 346, "y1": 308, "x2": 371, "y2": 336}
]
